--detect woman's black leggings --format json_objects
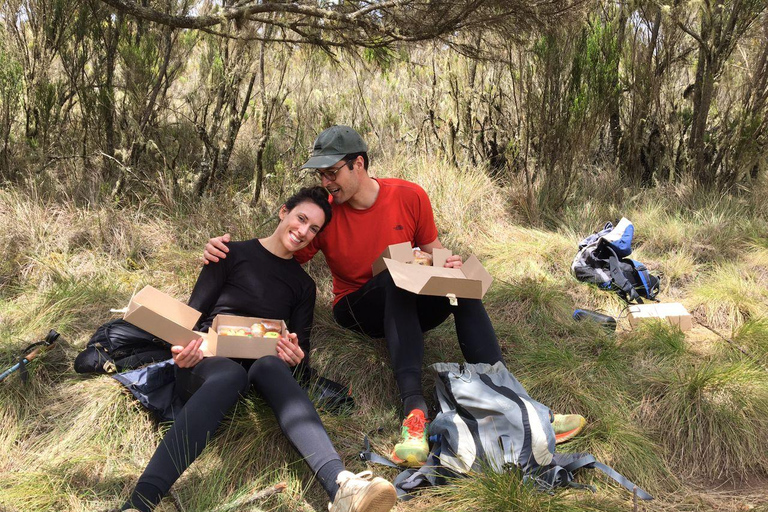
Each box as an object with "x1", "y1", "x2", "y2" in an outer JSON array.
[
  {"x1": 333, "y1": 269, "x2": 504, "y2": 413},
  {"x1": 125, "y1": 356, "x2": 342, "y2": 511}
]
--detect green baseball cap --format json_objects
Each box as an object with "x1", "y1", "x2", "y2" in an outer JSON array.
[{"x1": 301, "y1": 125, "x2": 368, "y2": 169}]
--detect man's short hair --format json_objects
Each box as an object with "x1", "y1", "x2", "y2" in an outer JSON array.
[{"x1": 344, "y1": 152, "x2": 369, "y2": 171}]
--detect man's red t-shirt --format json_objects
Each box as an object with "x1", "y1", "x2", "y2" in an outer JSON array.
[{"x1": 295, "y1": 178, "x2": 439, "y2": 305}]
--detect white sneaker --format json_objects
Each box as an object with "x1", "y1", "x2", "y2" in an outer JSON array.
[{"x1": 328, "y1": 470, "x2": 397, "y2": 512}]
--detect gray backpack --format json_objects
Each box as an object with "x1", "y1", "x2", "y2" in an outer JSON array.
[
  {"x1": 429, "y1": 361, "x2": 555, "y2": 474},
  {"x1": 362, "y1": 362, "x2": 653, "y2": 501}
]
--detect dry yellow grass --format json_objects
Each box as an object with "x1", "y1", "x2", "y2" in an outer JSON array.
[{"x1": 1, "y1": 162, "x2": 767, "y2": 511}]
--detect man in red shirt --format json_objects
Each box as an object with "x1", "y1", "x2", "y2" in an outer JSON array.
[{"x1": 204, "y1": 126, "x2": 582, "y2": 467}]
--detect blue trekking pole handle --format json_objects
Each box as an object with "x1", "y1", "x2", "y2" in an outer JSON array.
[
  {"x1": 0, "y1": 358, "x2": 32, "y2": 382},
  {"x1": 0, "y1": 330, "x2": 60, "y2": 383}
]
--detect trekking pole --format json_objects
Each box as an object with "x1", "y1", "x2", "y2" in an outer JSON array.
[
  {"x1": 698, "y1": 322, "x2": 768, "y2": 372},
  {"x1": 633, "y1": 485, "x2": 638, "y2": 512},
  {"x1": 0, "y1": 330, "x2": 60, "y2": 383}
]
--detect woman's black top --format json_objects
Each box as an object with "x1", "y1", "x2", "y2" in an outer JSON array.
[{"x1": 188, "y1": 238, "x2": 316, "y2": 361}]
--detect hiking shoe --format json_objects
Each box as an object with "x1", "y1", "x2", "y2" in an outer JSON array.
[
  {"x1": 553, "y1": 413, "x2": 586, "y2": 444},
  {"x1": 391, "y1": 409, "x2": 429, "y2": 467},
  {"x1": 328, "y1": 470, "x2": 396, "y2": 512}
]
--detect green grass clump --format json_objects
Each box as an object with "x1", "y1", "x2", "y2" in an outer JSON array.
[
  {"x1": 0, "y1": 471, "x2": 77, "y2": 511},
  {"x1": 689, "y1": 263, "x2": 768, "y2": 330},
  {"x1": 495, "y1": 281, "x2": 630, "y2": 414},
  {"x1": 509, "y1": 336, "x2": 623, "y2": 417},
  {"x1": 641, "y1": 359, "x2": 768, "y2": 481},
  {"x1": 509, "y1": 339, "x2": 588, "y2": 412},
  {"x1": 478, "y1": 225, "x2": 574, "y2": 283},
  {"x1": 657, "y1": 249, "x2": 699, "y2": 290},
  {"x1": 0, "y1": 378, "x2": 156, "y2": 511},
  {"x1": 732, "y1": 318, "x2": 768, "y2": 360},
  {"x1": 557, "y1": 201, "x2": 621, "y2": 241},
  {"x1": 6, "y1": 277, "x2": 125, "y2": 341},
  {"x1": 628, "y1": 204, "x2": 691, "y2": 257},
  {"x1": 485, "y1": 279, "x2": 574, "y2": 334},
  {"x1": 418, "y1": 467, "x2": 627, "y2": 512},
  {"x1": 562, "y1": 409, "x2": 675, "y2": 495},
  {"x1": 622, "y1": 321, "x2": 688, "y2": 360},
  {"x1": 28, "y1": 378, "x2": 159, "y2": 464},
  {"x1": 630, "y1": 190, "x2": 765, "y2": 264}
]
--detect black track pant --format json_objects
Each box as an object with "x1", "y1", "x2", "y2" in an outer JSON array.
[
  {"x1": 333, "y1": 269, "x2": 504, "y2": 408},
  {"x1": 126, "y1": 356, "x2": 342, "y2": 510}
]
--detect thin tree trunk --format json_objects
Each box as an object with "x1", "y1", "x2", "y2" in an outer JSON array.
[
  {"x1": 252, "y1": 35, "x2": 269, "y2": 205},
  {"x1": 218, "y1": 70, "x2": 255, "y2": 190},
  {"x1": 464, "y1": 36, "x2": 479, "y2": 165},
  {"x1": 103, "y1": 15, "x2": 120, "y2": 187},
  {"x1": 139, "y1": 27, "x2": 174, "y2": 130},
  {"x1": 689, "y1": 45, "x2": 717, "y2": 187},
  {"x1": 609, "y1": 6, "x2": 628, "y2": 164}
]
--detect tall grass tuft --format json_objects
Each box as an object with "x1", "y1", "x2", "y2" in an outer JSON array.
[
  {"x1": 0, "y1": 376, "x2": 159, "y2": 511},
  {"x1": 641, "y1": 359, "x2": 768, "y2": 481},
  {"x1": 477, "y1": 225, "x2": 574, "y2": 283},
  {"x1": 417, "y1": 466, "x2": 628, "y2": 512},
  {"x1": 562, "y1": 409, "x2": 676, "y2": 495},
  {"x1": 732, "y1": 318, "x2": 768, "y2": 360},
  {"x1": 486, "y1": 279, "x2": 574, "y2": 331},
  {"x1": 689, "y1": 263, "x2": 768, "y2": 330},
  {"x1": 622, "y1": 322, "x2": 688, "y2": 360}
]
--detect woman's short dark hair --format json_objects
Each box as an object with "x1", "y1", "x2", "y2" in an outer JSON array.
[{"x1": 284, "y1": 186, "x2": 332, "y2": 232}]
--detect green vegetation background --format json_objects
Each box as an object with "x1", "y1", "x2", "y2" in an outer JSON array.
[{"x1": 1, "y1": 1, "x2": 767, "y2": 508}]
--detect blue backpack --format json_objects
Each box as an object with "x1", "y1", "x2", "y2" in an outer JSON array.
[{"x1": 571, "y1": 218, "x2": 660, "y2": 303}]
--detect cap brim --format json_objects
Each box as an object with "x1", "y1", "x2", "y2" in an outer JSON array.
[{"x1": 301, "y1": 154, "x2": 345, "y2": 170}]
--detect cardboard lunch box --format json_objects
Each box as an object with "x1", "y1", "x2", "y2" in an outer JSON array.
[
  {"x1": 122, "y1": 285, "x2": 281, "y2": 358},
  {"x1": 371, "y1": 242, "x2": 493, "y2": 300},
  {"x1": 205, "y1": 314, "x2": 285, "y2": 359},
  {"x1": 627, "y1": 302, "x2": 692, "y2": 332}
]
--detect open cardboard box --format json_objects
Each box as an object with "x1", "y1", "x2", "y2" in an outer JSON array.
[
  {"x1": 206, "y1": 314, "x2": 284, "y2": 359},
  {"x1": 123, "y1": 285, "x2": 201, "y2": 346},
  {"x1": 372, "y1": 242, "x2": 493, "y2": 300},
  {"x1": 628, "y1": 302, "x2": 692, "y2": 331},
  {"x1": 123, "y1": 285, "x2": 279, "y2": 358}
]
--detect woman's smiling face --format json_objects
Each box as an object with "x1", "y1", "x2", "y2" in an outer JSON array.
[{"x1": 276, "y1": 200, "x2": 326, "y2": 253}]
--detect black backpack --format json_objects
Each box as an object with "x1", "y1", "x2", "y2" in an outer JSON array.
[{"x1": 74, "y1": 319, "x2": 172, "y2": 374}]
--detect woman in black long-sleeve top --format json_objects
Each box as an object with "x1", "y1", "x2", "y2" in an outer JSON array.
[{"x1": 121, "y1": 187, "x2": 396, "y2": 512}]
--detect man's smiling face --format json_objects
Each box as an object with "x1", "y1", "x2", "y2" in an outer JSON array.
[{"x1": 319, "y1": 156, "x2": 362, "y2": 205}]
